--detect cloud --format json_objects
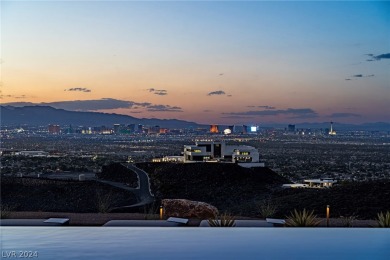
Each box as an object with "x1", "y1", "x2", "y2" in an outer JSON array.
[
  {"x1": 147, "y1": 105, "x2": 182, "y2": 112},
  {"x1": 257, "y1": 105, "x2": 275, "y2": 110},
  {"x1": 221, "y1": 115, "x2": 255, "y2": 119},
  {"x1": 366, "y1": 53, "x2": 390, "y2": 61},
  {"x1": 223, "y1": 108, "x2": 318, "y2": 118},
  {"x1": 247, "y1": 105, "x2": 275, "y2": 109},
  {"x1": 0, "y1": 94, "x2": 27, "y2": 99},
  {"x1": 288, "y1": 114, "x2": 319, "y2": 119},
  {"x1": 47, "y1": 98, "x2": 135, "y2": 110},
  {"x1": 207, "y1": 90, "x2": 226, "y2": 96},
  {"x1": 347, "y1": 74, "x2": 375, "y2": 80},
  {"x1": 147, "y1": 88, "x2": 168, "y2": 96},
  {"x1": 203, "y1": 109, "x2": 212, "y2": 112},
  {"x1": 2, "y1": 98, "x2": 182, "y2": 113},
  {"x1": 329, "y1": 113, "x2": 361, "y2": 118},
  {"x1": 65, "y1": 87, "x2": 91, "y2": 92}
]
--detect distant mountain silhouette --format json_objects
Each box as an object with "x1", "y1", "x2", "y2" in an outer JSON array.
[
  {"x1": 0, "y1": 106, "x2": 200, "y2": 128},
  {"x1": 1, "y1": 105, "x2": 389, "y2": 131}
]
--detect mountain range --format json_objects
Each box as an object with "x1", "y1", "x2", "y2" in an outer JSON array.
[
  {"x1": 0, "y1": 106, "x2": 199, "y2": 129},
  {"x1": 1, "y1": 105, "x2": 389, "y2": 131}
]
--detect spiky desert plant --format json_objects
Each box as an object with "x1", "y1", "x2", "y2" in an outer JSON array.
[
  {"x1": 340, "y1": 214, "x2": 358, "y2": 227},
  {"x1": 208, "y1": 212, "x2": 236, "y2": 227},
  {"x1": 96, "y1": 192, "x2": 113, "y2": 213},
  {"x1": 377, "y1": 211, "x2": 390, "y2": 228},
  {"x1": 285, "y1": 209, "x2": 321, "y2": 227},
  {"x1": 0, "y1": 204, "x2": 13, "y2": 219},
  {"x1": 258, "y1": 198, "x2": 277, "y2": 218},
  {"x1": 143, "y1": 202, "x2": 160, "y2": 220}
]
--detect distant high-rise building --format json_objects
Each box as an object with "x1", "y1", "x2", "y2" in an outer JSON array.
[
  {"x1": 65, "y1": 124, "x2": 73, "y2": 134},
  {"x1": 288, "y1": 124, "x2": 295, "y2": 132},
  {"x1": 137, "y1": 124, "x2": 143, "y2": 133},
  {"x1": 210, "y1": 125, "x2": 219, "y2": 133},
  {"x1": 48, "y1": 124, "x2": 60, "y2": 134},
  {"x1": 127, "y1": 124, "x2": 136, "y2": 133},
  {"x1": 242, "y1": 125, "x2": 248, "y2": 134},
  {"x1": 147, "y1": 125, "x2": 160, "y2": 134},
  {"x1": 228, "y1": 125, "x2": 235, "y2": 133},
  {"x1": 113, "y1": 124, "x2": 120, "y2": 134},
  {"x1": 329, "y1": 122, "x2": 336, "y2": 135},
  {"x1": 159, "y1": 128, "x2": 169, "y2": 134}
]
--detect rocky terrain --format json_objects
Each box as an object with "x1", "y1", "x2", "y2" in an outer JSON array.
[
  {"x1": 271, "y1": 180, "x2": 390, "y2": 219},
  {"x1": 1, "y1": 177, "x2": 137, "y2": 213},
  {"x1": 136, "y1": 162, "x2": 290, "y2": 215},
  {"x1": 97, "y1": 163, "x2": 138, "y2": 187},
  {"x1": 2, "y1": 163, "x2": 389, "y2": 220}
]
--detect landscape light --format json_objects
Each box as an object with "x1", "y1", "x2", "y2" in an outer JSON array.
[
  {"x1": 326, "y1": 205, "x2": 330, "y2": 227},
  {"x1": 160, "y1": 206, "x2": 164, "y2": 220}
]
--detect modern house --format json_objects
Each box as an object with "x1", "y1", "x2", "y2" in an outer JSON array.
[
  {"x1": 282, "y1": 178, "x2": 337, "y2": 189},
  {"x1": 304, "y1": 178, "x2": 337, "y2": 188},
  {"x1": 183, "y1": 140, "x2": 260, "y2": 163},
  {"x1": 16, "y1": 151, "x2": 49, "y2": 157}
]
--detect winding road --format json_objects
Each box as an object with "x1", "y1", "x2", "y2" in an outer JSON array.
[
  {"x1": 45, "y1": 164, "x2": 155, "y2": 210},
  {"x1": 97, "y1": 163, "x2": 155, "y2": 211}
]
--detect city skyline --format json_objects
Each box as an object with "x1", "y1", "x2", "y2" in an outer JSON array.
[{"x1": 2, "y1": 1, "x2": 390, "y2": 125}]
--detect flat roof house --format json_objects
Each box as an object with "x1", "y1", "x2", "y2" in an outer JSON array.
[{"x1": 183, "y1": 140, "x2": 259, "y2": 163}]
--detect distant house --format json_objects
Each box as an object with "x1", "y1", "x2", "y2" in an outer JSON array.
[
  {"x1": 282, "y1": 178, "x2": 337, "y2": 189},
  {"x1": 16, "y1": 151, "x2": 49, "y2": 157},
  {"x1": 282, "y1": 183, "x2": 309, "y2": 189},
  {"x1": 304, "y1": 178, "x2": 337, "y2": 188},
  {"x1": 152, "y1": 140, "x2": 263, "y2": 166},
  {"x1": 183, "y1": 140, "x2": 260, "y2": 163},
  {"x1": 152, "y1": 156, "x2": 184, "y2": 163}
]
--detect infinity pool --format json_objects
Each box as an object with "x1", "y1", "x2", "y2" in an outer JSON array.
[{"x1": 1, "y1": 227, "x2": 389, "y2": 259}]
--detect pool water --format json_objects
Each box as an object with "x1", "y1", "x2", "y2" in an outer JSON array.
[{"x1": 1, "y1": 227, "x2": 389, "y2": 259}]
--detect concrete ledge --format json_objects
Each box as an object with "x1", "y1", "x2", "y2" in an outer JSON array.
[
  {"x1": 103, "y1": 220, "x2": 183, "y2": 227},
  {"x1": 266, "y1": 218, "x2": 286, "y2": 226},
  {"x1": 167, "y1": 217, "x2": 189, "y2": 225},
  {"x1": 199, "y1": 220, "x2": 274, "y2": 227},
  {"x1": 44, "y1": 218, "x2": 69, "y2": 225},
  {"x1": 0, "y1": 219, "x2": 69, "y2": 226}
]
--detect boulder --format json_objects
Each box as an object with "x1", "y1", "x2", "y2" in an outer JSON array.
[{"x1": 162, "y1": 199, "x2": 218, "y2": 219}]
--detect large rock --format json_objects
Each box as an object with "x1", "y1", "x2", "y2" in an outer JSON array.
[{"x1": 162, "y1": 199, "x2": 219, "y2": 219}]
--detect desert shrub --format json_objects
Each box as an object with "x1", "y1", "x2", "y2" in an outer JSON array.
[
  {"x1": 96, "y1": 192, "x2": 113, "y2": 213},
  {"x1": 143, "y1": 202, "x2": 160, "y2": 220},
  {"x1": 258, "y1": 198, "x2": 277, "y2": 218},
  {"x1": 377, "y1": 211, "x2": 390, "y2": 228},
  {"x1": 286, "y1": 209, "x2": 321, "y2": 227},
  {"x1": 208, "y1": 212, "x2": 236, "y2": 227},
  {"x1": 0, "y1": 204, "x2": 13, "y2": 219},
  {"x1": 340, "y1": 214, "x2": 358, "y2": 227}
]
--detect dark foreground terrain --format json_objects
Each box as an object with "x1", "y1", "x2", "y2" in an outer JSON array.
[
  {"x1": 272, "y1": 181, "x2": 390, "y2": 219},
  {"x1": 1, "y1": 177, "x2": 137, "y2": 213},
  {"x1": 1, "y1": 163, "x2": 389, "y2": 219}
]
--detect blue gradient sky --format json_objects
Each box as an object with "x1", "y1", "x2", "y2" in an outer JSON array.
[{"x1": 2, "y1": 1, "x2": 389, "y2": 124}]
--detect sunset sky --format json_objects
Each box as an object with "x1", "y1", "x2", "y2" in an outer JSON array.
[{"x1": 2, "y1": 1, "x2": 389, "y2": 125}]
